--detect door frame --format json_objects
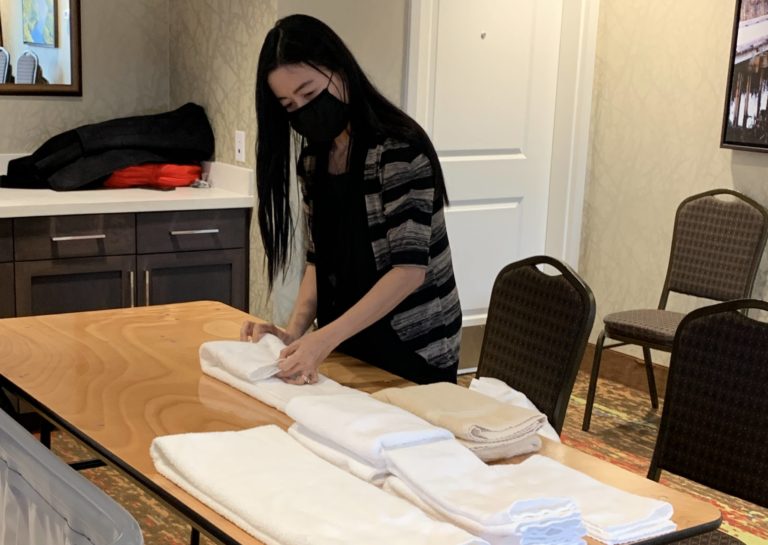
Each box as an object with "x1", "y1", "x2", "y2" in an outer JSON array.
[{"x1": 404, "y1": 0, "x2": 600, "y2": 270}]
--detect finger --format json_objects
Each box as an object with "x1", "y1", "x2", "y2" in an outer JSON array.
[
  {"x1": 239, "y1": 321, "x2": 255, "y2": 341},
  {"x1": 278, "y1": 343, "x2": 299, "y2": 360},
  {"x1": 280, "y1": 372, "x2": 308, "y2": 385},
  {"x1": 276, "y1": 355, "x2": 301, "y2": 377}
]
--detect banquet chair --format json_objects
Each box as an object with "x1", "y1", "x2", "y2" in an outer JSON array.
[
  {"x1": 15, "y1": 50, "x2": 39, "y2": 84},
  {"x1": 0, "y1": 47, "x2": 10, "y2": 83},
  {"x1": 582, "y1": 189, "x2": 768, "y2": 431},
  {"x1": 476, "y1": 255, "x2": 596, "y2": 434},
  {"x1": 647, "y1": 299, "x2": 768, "y2": 545},
  {"x1": 0, "y1": 407, "x2": 143, "y2": 545}
]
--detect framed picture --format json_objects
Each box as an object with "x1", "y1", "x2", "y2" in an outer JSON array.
[{"x1": 22, "y1": 0, "x2": 57, "y2": 48}]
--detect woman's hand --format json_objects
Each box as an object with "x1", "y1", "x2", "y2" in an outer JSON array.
[
  {"x1": 276, "y1": 329, "x2": 337, "y2": 385},
  {"x1": 239, "y1": 321, "x2": 297, "y2": 346}
]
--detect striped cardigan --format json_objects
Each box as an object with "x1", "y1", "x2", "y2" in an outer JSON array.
[{"x1": 298, "y1": 137, "x2": 462, "y2": 370}]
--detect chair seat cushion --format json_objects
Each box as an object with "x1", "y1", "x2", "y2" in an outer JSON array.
[{"x1": 603, "y1": 309, "x2": 686, "y2": 346}]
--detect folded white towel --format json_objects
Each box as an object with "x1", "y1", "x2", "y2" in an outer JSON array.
[
  {"x1": 499, "y1": 458, "x2": 673, "y2": 544},
  {"x1": 469, "y1": 377, "x2": 560, "y2": 442},
  {"x1": 285, "y1": 393, "x2": 454, "y2": 469},
  {"x1": 200, "y1": 340, "x2": 357, "y2": 411},
  {"x1": 384, "y1": 438, "x2": 675, "y2": 544},
  {"x1": 384, "y1": 477, "x2": 586, "y2": 545},
  {"x1": 200, "y1": 336, "x2": 285, "y2": 382},
  {"x1": 151, "y1": 425, "x2": 486, "y2": 545},
  {"x1": 287, "y1": 423, "x2": 388, "y2": 485},
  {"x1": 384, "y1": 439, "x2": 579, "y2": 528}
]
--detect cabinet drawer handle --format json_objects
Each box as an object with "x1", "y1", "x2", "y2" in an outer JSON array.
[
  {"x1": 144, "y1": 270, "x2": 150, "y2": 307},
  {"x1": 51, "y1": 234, "x2": 107, "y2": 242},
  {"x1": 129, "y1": 270, "x2": 135, "y2": 308},
  {"x1": 170, "y1": 229, "x2": 220, "y2": 236}
]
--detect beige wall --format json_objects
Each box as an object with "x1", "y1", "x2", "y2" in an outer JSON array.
[
  {"x1": 581, "y1": 0, "x2": 768, "y2": 360},
  {"x1": 0, "y1": 0, "x2": 170, "y2": 153},
  {"x1": 277, "y1": 0, "x2": 407, "y2": 107},
  {"x1": 169, "y1": 0, "x2": 277, "y2": 319}
]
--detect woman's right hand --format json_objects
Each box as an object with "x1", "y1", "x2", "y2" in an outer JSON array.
[{"x1": 239, "y1": 321, "x2": 297, "y2": 345}]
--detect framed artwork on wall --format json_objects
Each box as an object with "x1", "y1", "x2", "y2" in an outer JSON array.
[{"x1": 22, "y1": 0, "x2": 57, "y2": 48}]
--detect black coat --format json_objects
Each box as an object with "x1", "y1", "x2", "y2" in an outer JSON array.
[{"x1": 1, "y1": 103, "x2": 215, "y2": 191}]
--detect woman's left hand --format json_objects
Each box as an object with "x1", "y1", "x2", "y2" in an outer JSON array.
[{"x1": 276, "y1": 329, "x2": 336, "y2": 385}]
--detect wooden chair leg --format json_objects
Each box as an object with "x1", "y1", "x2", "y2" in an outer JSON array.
[
  {"x1": 582, "y1": 330, "x2": 606, "y2": 431},
  {"x1": 642, "y1": 346, "x2": 659, "y2": 409}
]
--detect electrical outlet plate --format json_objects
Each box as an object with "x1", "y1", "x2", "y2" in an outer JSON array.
[{"x1": 235, "y1": 130, "x2": 246, "y2": 163}]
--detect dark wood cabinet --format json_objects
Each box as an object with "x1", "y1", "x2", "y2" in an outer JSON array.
[
  {"x1": 137, "y1": 249, "x2": 246, "y2": 310},
  {"x1": 0, "y1": 263, "x2": 14, "y2": 318},
  {"x1": 15, "y1": 256, "x2": 136, "y2": 316},
  {"x1": 5, "y1": 209, "x2": 249, "y2": 317},
  {"x1": 137, "y1": 209, "x2": 246, "y2": 254},
  {"x1": 0, "y1": 220, "x2": 12, "y2": 263},
  {"x1": 14, "y1": 214, "x2": 135, "y2": 261}
]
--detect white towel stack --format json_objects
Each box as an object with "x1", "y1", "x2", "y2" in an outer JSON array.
[
  {"x1": 506, "y1": 457, "x2": 675, "y2": 544},
  {"x1": 199, "y1": 336, "x2": 355, "y2": 411},
  {"x1": 383, "y1": 439, "x2": 586, "y2": 545},
  {"x1": 284, "y1": 393, "x2": 454, "y2": 470},
  {"x1": 384, "y1": 439, "x2": 675, "y2": 545},
  {"x1": 151, "y1": 425, "x2": 487, "y2": 545},
  {"x1": 373, "y1": 382, "x2": 545, "y2": 461},
  {"x1": 469, "y1": 377, "x2": 561, "y2": 442}
]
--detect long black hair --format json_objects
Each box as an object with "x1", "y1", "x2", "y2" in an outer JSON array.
[{"x1": 256, "y1": 14, "x2": 447, "y2": 287}]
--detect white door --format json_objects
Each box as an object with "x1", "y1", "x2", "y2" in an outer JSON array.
[{"x1": 407, "y1": 0, "x2": 582, "y2": 326}]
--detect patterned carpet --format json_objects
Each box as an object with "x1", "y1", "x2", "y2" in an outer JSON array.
[{"x1": 49, "y1": 372, "x2": 767, "y2": 545}]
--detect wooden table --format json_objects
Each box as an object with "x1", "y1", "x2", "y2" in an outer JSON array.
[{"x1": 0, "y1": 301, "x2": 721, "y2": 545}]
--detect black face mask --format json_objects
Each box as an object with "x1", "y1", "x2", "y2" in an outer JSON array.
[{"x1": 288, "y1": 84, "x2": 350, "y2": 143}]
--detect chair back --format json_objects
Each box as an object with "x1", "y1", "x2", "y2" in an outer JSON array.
[
  {"x1": 660, "y1": 189, "x2": 768, "y2": 306},
  {"x1": 0, "y1": 47, "x2": 9, "y2": 84},
  {"x1": 0, "y1": 408, "x2": 143, "y2": 544},
  {"x1": 476, "y1": 256, "x2": 596, "y2": 434},
  {"x1": 15, "y1": 51, "x2": 39, "y2": 84},
  {"x1": 648, "y1": 299, "x2": 768, "y2": 508}
]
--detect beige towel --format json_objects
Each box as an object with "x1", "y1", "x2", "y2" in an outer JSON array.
[
  {"x1": 463, "y1": 435, "x2": 542, "y2": 462},
  {"x1": 373, "y1": 382, "x2": 545, "y2": 460}
]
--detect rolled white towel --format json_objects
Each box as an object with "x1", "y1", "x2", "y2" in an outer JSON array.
[
  {"x1": 200, "y1": 335, "x2": 285, "y2": 382},
  {"x1": 285, "y1": 393, "x2": 454, "y2": 469},
  {"x1": 151, "y1": 425, "x2": 486, "y2": 545}
]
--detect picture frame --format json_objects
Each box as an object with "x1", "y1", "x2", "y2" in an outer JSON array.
[{"x1": 22, "y1": 0, "x2": 57, "y2": 48}]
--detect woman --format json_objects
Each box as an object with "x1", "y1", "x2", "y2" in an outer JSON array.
[{"x1": 242, "y1": 14, "x2": 461, "y2": 385}]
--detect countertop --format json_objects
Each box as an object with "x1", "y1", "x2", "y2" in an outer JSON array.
[{"x1": 0, "y1": 157, "x2": 254, "y2": 218}]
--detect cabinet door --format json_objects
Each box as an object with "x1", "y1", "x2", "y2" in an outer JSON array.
[
  {"x1": 0, "y1": 219, "x2": 12, "y2": 263},
  {"x1": 0, "y1": 263, "x2": 14, "y2": 318},
  {"x1": 137, "y1": 249, "x2": 245, "y2": 310},
  {"x1": 15, "y1": 256, "x2": 136, "y2": 316}
]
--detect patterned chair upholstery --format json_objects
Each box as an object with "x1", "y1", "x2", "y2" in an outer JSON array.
[
  {"x1": 476, "y1": 255, "x2": 596, "y2": 434},
  {"x1": 15, "y1": 50, "x2": 39, "y2": 84},
  {"x1": 647, "y1": 299, "x2": 768, "y2": 545},
  {"x1": 582, "y1": 189, "x2": 768, "y2": 431},
  {"x1": 0, "y1": 47, "x2": 9, "y2": 84},
  {"x1": 0, "y1": 408, "x2": 143, "y2": 544}
]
